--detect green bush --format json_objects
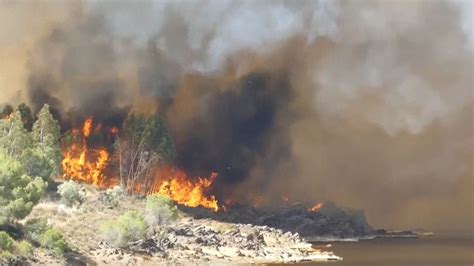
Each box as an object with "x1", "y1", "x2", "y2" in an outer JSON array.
[
  {"x1": 0, "y1": 232, "x2": 13, "y2": 251},
  {"x1": 15, "y1": 240, "x2": 33, "y2": 258},
  {"x1": 145, "y1": 195, "x2": 178, "y2": 227},
  {"x1": 0, "y1": 232, "x2": 34, "y2": 260},
  {"x1": 100, "y1": 211, "x2": 147, "y2": 247},
  {"x1": 20, "y1": 148, "x2": 54, "y2": 183},
  {"x1": 0, "y1": 250, "x2": 15, "y2": 262},
  {"x1": 0, "y1": 151, "x2": 46, "y2": 225},
  {"x1": 24, "y1": 219, "x2": 64, "y2": 257},
  {"x1": 101, "y1": 186, "x2": 125, "y2": 208},
  {"x1": 24, "y1": 218, "x2": 51, "y2": 243},
  {"x1": 39, "y1": 229, "x2": 67, "y2": 257},
  {"x1": 57, "y1": 180, "x2": 85, "y2": 207}
]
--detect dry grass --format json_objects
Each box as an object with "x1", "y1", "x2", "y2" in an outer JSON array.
[{"x1": 28, "y1": 184, "x2": 146, "y2": 255}]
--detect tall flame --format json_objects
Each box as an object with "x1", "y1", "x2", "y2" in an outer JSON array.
[
  {"x1": 61, "y1": 117, "x2": 112, "y2": 187},
  {"x1": 82, "y1": 117, "x2": 93, "y2": 137},
  {"x1": 150, "y1": 168, "x2": 219, "y2": 212},
  {"x1": 61, "y1": 118, "x2": 220, "y2": 212}
]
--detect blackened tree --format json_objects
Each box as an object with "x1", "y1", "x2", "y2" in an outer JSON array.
[{"x1": 17, "y1": 103, "x2": 34, "y2": 131}]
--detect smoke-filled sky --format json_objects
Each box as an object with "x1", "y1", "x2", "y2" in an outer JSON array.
[{"x1": 0, "y1": 0, "x2": 472, "y2": 236}]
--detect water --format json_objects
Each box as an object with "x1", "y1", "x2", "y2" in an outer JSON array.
[{"x1": 310, "y1": 236, "x2": 474, "y2": 266}]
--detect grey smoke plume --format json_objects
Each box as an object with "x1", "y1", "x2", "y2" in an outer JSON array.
[{"x1": 0, "y1": 0, "x2": 472, "y2": 235}]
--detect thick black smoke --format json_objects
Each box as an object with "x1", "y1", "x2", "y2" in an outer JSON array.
[
  {"x1": 173, "y1": 73, "x2": 293, "y2": 185},
  {"x1": 0, "y1": 0, "x2": 472, "y2": 235},
  {"x1": 24, "y1": 11, "x2": 131, "y2": 129}
]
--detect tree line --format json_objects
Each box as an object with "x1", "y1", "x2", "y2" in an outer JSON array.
[
  {"x1": 0, "y1": 103, "x2": 176, "y2": 227},
  {"x1": 0, "y1": 104, "x2": 60, "y2": 225}
]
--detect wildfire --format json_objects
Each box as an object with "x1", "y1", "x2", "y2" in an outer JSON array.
[
  {"x1": 1, "y1": 112, "x2": 14, "y2": 121},
  {"x1": 82, "y1": 117, "x2": 93, "y2": 137},
  {"x1": 148, "y1": 168, "x2": 219, "y2": 212},
  {"x1": 309, "y1": 202, "x2": 324, "y2": 212},
  {"x1": 61, "y1": 117, "x2": 220, "y2": 212},
  {"x1": 61, "y1": 117, "x2": 113, "y2": 187}
]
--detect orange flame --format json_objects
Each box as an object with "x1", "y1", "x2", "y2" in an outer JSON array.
[
  {"x1": 82, "y1": 117, "x2": 93, "y2": 137},
  {"x1": 149, "y1": 168, "x2": 219, "y2": 211},
  {"x1": 1, "y1": 113, "x2": 14, "y2": 121},
  {"x1": 250, "y1": 195, "x2": 265, "y2": 208},
  {"x1": 62, "y1": 118, "x2": 112, "y2": 187},
  {"x1": 109, "y1": 127, "x2": 119, "y2": 135},
  {"x1": 61, "y1": 118, "x2": 220, "y2": 212},
  {"x1": 309, "y1": 202, "x2": 324, "y2": 212}
]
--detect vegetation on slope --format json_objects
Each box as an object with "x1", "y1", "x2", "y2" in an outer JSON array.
[
  {"x1": 0, "y1": 103, "x2": 177, "y2": 263},
  {"x1": 0, "y1": 104, "x2": 65, "y2": 263}
]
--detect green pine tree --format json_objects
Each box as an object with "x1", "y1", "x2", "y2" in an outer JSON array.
[
  {"x1": 0, "y1": 111, "x2": 33, "y2": 158},
  {"x1": 31, "y1": 104, "x2": 62, "y2": 179},
  {"x1": 0, "y1": 150, "x2": 46, "y2": 225}
]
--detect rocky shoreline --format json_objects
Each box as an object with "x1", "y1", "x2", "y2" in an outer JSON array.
[
  {"x1": 23, "y1": 186, "x2": 424, "y2": 265},
  {"x1": 93, "y1": 218, "x2": 342, "y2": 264},
  {"x1": 182, "y1": 201, "x2": 419, "y2": 242},
  {"x1": 26, "y1": 189, "x2": 343, "y2": 265}
]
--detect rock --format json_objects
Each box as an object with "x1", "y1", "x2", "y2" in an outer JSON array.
[
  {"x1": 201, "y1": 247, "x2": 224, "y2": 258},
  {"x1": 218, "y1": 247, "x2": 241, "y2": 257},
  {"x1": 185, "y1": 202, "x2": 391, "y2": 240},
  {"x1": 240, "y1": 249, "x2": 258, "y2": 258},
  {"x1": 262, "y1": 234, "x2": 280, "y2": 246},
  {"x1": 91, "y1": 213, "x2": 343, "y2": 264},
  {"x1": 175, "y1": 227, "x2": 191, "y2": 236}
]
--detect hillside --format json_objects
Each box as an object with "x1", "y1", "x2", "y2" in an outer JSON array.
[{"x1": 22, "y1": 183, "x2": 341, "y2": 265}]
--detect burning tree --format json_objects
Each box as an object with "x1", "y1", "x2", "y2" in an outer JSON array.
[
  {"x1": 60, "y1": 113, "x2": 219, "y2": 211},
  {"x1": 18, "y1": 103, "x2": 34, "y2": 131},
  {"x1": 114, "y1": 113, "x2": 175, "y2": 192},
  {"x1": 61, "y1": 117, "x2": 112, "y2": 186}
]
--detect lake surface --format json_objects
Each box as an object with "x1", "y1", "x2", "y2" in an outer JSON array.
[{"x1": 310, "y1": 236, "x2": 474, "y2": 266}]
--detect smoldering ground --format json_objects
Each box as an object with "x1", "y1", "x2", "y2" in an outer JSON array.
[{"x1": 0, "y1": 0, "x2": 472, "y2": 235}]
